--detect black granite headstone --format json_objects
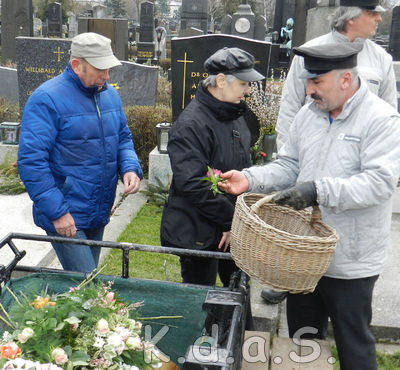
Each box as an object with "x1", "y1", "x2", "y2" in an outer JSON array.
[
  {"x1": 171, "y1": 34, "x2": 272, "y2": 143},
  {"x1": 16, "y1": 37, "x2": 71, "y2": 112},
  {"x1": 180, "y1": 0, "x2": 208, "y2": 35},
  {"x1": 137, "y1": 1, "x2": 155, "y2": 63},
  {"x1": 389, "y1": 6, "x2": 400, "y2": 62},
  {"x1": 16, "y1": 37, "x2": 154, "y2": 113},
  {"x1": 1, "y1": 0, "x2": 33, "y2": 63},
  {"x1": 47, "y1": 2, "x2": 62, "y2": 38}
]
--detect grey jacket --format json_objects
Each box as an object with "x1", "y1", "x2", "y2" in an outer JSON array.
[
  {"x1": 243, "y1": 79, "x2": 400, "y2": 279},
  {"x1": 276, "y1": 31, "x2": 398, "y2": 150}
]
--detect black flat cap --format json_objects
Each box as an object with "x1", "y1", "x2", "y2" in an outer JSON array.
[
  {"x1": 340, "y1": 0, "x2": 385, "y2": 12},
  {"x1": 204, "y1": 47, "x2": 265, "y2": 82},
  {"x1": 293, "y1": 42, "x2": 363, "y2": 79}
]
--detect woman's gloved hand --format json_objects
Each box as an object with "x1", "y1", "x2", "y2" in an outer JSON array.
[{"x1": 272, "y1": 182, "x2": 317, "y2": 210}]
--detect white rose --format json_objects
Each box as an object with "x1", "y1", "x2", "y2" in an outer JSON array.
[
  {"x1": 96, "y1": 318, "x2": 110, "y2": 335},
  {"x1": 18, "y1": 327, "x2": 34, "y2": 343},
  {"x1": 125, "y1": 336, "x2": 142, "y2": 350}
]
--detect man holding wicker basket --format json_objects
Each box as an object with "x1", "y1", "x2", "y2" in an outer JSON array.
[{"x1": 218, "y1": 42, "x2": 400, "y2": 370}]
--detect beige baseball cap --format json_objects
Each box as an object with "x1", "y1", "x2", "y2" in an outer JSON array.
[{"x1": 71, "y1": 32, "x2": 122, "y2": 70}]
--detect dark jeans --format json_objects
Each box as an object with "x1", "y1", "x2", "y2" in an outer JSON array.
[
  {"x1": 47, "y1": 227, "x2": 104, "y2": 273},
  {"x1": 286, "y1": 275, "x2": 378, "y2": 370}
]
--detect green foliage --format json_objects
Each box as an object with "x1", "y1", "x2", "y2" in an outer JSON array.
[
  {"x1": 155, "y1": 0, "x2": 170, "y2": 18},
  {"x1": 0, "y1": 97, "x2": 20, "y2": 122},
  {"x1": 0, "y1": 154, "x2": 26, "y2": 195},
  {"x1": 158, "y1": 58, "x2": 171, "y2": 73},
  {"x1": 124, "y1": 105, "x2": 172, "y2": 176},
  {"x1": 104, "y1": 0, "x2": 127, "y2": 17},
  {"x1": 140, "y1": 177, "x2": 169, "y2": 207},
  {"x1": 101, "y1": 203, "x2": 181, "y2": 282},
  {"x1": 33, "y1": 0, "x2": 75, "y2": 23},
  {"x1": 156, "y1": 73, "x2": 172, "y2": 107}
]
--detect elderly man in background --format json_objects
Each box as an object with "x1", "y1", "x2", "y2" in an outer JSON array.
[
  {"x1": 264, "y1": 0, "x2": 397, "y2": 304},
  {"x1": 18, "y1": 33, "x2": 143, "y2": 273},
  {"x1": 218, "y1": 42, "x2": 400, "y2": 369}
]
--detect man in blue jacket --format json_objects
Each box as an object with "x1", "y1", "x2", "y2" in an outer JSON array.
[{"x1": 18, "y1": 33, "x2": 143, "y2": 272}]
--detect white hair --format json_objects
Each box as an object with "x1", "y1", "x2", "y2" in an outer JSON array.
[
  {"x1": 203, "y1": 74, "x2": 237, "y2": 87},
  {"x1": 330, "y1": 7, "x2": 363, "y2": 31}
]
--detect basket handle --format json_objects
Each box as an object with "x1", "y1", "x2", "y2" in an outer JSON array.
[
  {"x1": 250, "y1": 194, "x2": 275, "y2": 215},
  {"x1": 250, "y1": 194, "x2": 322, "y2": 225}
]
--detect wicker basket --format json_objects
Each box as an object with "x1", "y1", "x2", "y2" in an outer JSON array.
[{"x1": 230, "y1": 193, "x2": 339, "y2": 293}]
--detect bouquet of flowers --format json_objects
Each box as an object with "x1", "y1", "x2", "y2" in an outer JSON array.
[{"x1": 0, "y1": 270, "x2": 166, "y2": 369}]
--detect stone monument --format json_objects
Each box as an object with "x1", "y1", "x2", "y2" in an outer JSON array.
[
  {"x1": 306, "y1": 0, "x2": 339, "y2": 41},
  {"x1": 47, "y1": 2, "x2": 63, "y2": 38},
  {"x1": 137, "y1": 1, "x2": 155, "y2": 63},
  {"x1": 179, "y1": 0, "x2": 208, "y2": 35},
  {"x1": 77, "y1": 18, "x2": 128, "y2": 61},
  {"x1": 1, "y1": 0, "x2": 33, "y2": 64}
]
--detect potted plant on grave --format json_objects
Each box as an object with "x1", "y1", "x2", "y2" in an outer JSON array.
[{"x1": 247, "y1": 70, "x2": 286, "y2": 164}]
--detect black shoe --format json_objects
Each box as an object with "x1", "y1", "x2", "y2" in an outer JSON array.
[{"x1": 260, "y1": 288, "x2": 288, "y2": 304}]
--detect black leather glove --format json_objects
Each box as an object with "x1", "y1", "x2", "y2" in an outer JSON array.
[{"x1": 272, "y1": 182, "x2": 318, "y2": 210}]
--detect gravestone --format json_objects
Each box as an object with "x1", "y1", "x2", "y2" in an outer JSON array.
[
  {"x1": 77, "y1": 18, "x2": 128, "y2": 61},
  {"x1": 93, "y1": 4, "x2": 107, "y2": 18},
  {"x1": 221, "y1": 15, "x2": 233, "y2": 34},
  {"x1": 16, "y1": 37, "x2": 155, "y2": 113},
  {"x1": 16, "y1": 37, "x2": 71, "y2": 112},
  {"x1": 108, "y1": 61, "x2": 158, "y2": 106},
  {"x1": 180, "y1": 0, "x2": 208, "y2": 35},
  {"x1": 0, "y1": 67, "x2": 19, "y2": 103},
  {"x1": 306, "y1": 0, "x2": 339, "y2": 41},
  {"x1": 1, "y1": 0, "x2": 33, "y2": 64},
  {"x1": 68, "y1": 14, "x2": 78, "y2": 38},
  {"x1": 389, "y1": 6, "x2": 400, "y2": 62},
  {"x1": 47, "y1": 2, "x2": 62, "y2": 38},
  {"x1": 171, "y1": 34, "x2": 272, "y2": 143},
  {"x1": 137, "y1": 1, "x2": 155, "y2": 63},
  {"x1": 33, "y1": 18, "x2": 42, "y2": 37}
]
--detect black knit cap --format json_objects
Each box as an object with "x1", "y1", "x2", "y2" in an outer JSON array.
[
  {"x1": 293, "y1": 42, "x2": 363, "y2": 79},
  {"x1": 204, "y1": 47, "x2": 265, "y2": 82},
  {"x1": 340, "y1": 0, "x2": 385, "y2": 12}
]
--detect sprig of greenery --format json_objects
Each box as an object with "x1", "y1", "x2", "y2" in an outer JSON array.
[{"x1": 201, "y1": 166, "x2": 223, "y2": 196}]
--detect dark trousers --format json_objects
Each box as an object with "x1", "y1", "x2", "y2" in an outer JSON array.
[
  {"x1": 286, "y1": 275, "x2": 378, "y2": 370},
  {"x1": 180, "y1": 254, "x2": 238, "y2": 287}
]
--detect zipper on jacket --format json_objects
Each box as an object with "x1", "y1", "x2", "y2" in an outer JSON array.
[
  {"x1": 94, "y1": 94, "x2": 101, "y2": 118},
  {"x1": 94, "y1": 93, "x2": 107, "y2": 223}
]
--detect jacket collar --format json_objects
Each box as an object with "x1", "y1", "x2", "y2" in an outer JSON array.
[
  {"x1": 65, "y1": 63, "x2": 108, "y2": 95},
  {"x1": 196, "y1": 81, "x2": 247, "y2": 121}
]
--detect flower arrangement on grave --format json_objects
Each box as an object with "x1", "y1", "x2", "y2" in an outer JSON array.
[
  {"x1": 246, "y1": 70, "x2": 286, "y2": 164},
  {"x1": 0, "y1": 269, "x2": 179, "y2": 369}
]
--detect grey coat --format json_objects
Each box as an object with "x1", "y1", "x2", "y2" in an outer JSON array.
[{"x1": 243, "y1": 79, "x2": 400, "y2": 279}]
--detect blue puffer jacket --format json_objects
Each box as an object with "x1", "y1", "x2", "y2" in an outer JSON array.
[{"x1": 18, "y1": 63, "x2": 143, "y2": 232}]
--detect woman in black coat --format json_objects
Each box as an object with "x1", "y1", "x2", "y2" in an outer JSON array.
[{"x1": 161, "y1": 47, "x2": 265, "y2": 286}]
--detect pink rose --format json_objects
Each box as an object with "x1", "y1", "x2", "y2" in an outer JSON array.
[{"x1": 105, "y1": 292, "x2": 115, "y2": 303}]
